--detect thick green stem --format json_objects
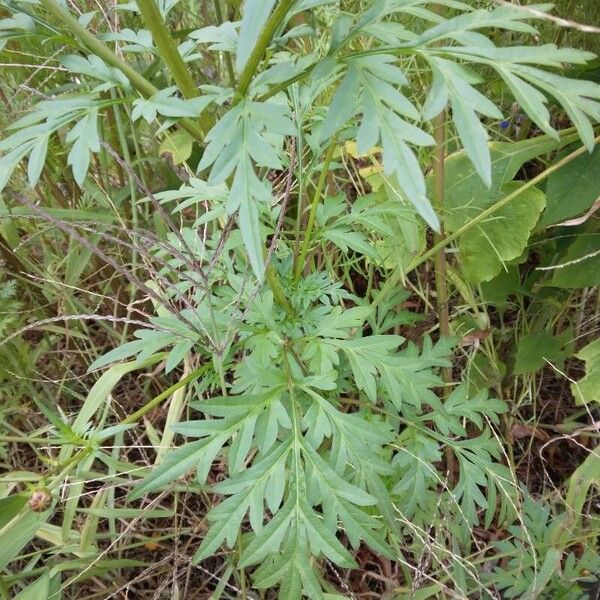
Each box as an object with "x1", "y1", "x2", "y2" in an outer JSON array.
[
  {"x1": 294, "y1": 140, "x2": 336, "y2": 281},
  {"x1": 237, "y1": 0, "x2": 296, "y2": 96},
  {"x1": 372, "y1": 133, "x2": 598, "y2": 311},
  {"x1": 38, "y1": 0, "x2": 205, "y2": 142},
  {"x1": 136, "y1": 0, "x2": 198, "y2": 99},
  {"x1": 136, "y1": 0, "x2": 212, "y2": 132}
]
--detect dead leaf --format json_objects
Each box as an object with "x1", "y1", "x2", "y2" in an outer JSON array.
[
  {"x1": 550, "y1": 197, "x2": 600, "y2": 228},
  {"x1": 510, "y1": 422, "x2": 550, "y2": 441},
  {"x1": 459, "y1": 330, "x2": 491, "y2": 347}
]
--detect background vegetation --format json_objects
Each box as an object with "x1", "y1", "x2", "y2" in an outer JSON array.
[{"x1": 0, "y1": 0, "x2": 599, "y2": 598}]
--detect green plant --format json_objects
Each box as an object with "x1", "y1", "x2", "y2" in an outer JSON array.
[{"x1": 1, "y1": 0, "x2": 599, "y2": 598}]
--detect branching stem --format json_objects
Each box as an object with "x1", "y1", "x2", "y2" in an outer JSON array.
[
  {"x1": 38, "y1": 0, "x2": 205, "y2": 142},
  {"x1": 136, "y1": 0, "x2": 198, "y2": 99},
  {"x1": 136, "y1": 0, "x2": 213, "y2": 133},
  {"x1": 236, "y1": 0, "x2": 297, "y2": 97}
]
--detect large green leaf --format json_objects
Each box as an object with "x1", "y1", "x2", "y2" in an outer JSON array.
[
  {"x1": 541, "y1": 146, "x2": 600, "y2": 227},
  {"x1": 432, "y1": 43, "x2": 600, "y2": 150},
  {"x1": 564, "y1": 449, "x2": 600, "y2": 530},
  {"x1": 393, "y1": 429, "x2": 441, "y2": 517},
  {"x1": 439, "y1": 136, "x2": 564, "y2": 283},
  {"x1": 424, "y1": 57, "x2": 503, "y2": 187},
  {"x1": 198, "y1": 98, "x2": 294, "y2": 280},
  {"x1": 513, "y1": 331, "x2": 568, "y2": 375},
  {"x1": 252, "y1": 525, "x2": 322, "y2": 600},
  {"x1": 333, "y1": 335, "x2": 404, "y2": 402},
  {"x1": 480, "y1": 266, "x2": 522, "y2": 307},
  {"x1": 571, "y1": 338, "x2": 600, "y2": 405},
  {"x1": 0, "y1": 495, "x2": 27, "y2": 529},
  {"x1": 0, "y1": 509, "x2": 49, "y2": 571},
  {"x1": 193, "y1": 441, "x2": 292, "y2": 562},
  {"x1": 548, "y1": 234, "x2": 600, "y2": 289},
  {"x1": 159, "y1": 129, "x2": 194, "y2": 165},
  {"x1": 321, "y1": 55, "x2": 438, "y2": 230},
  {"x1": 76, "y1": 357, "x2": 163, "y2": 433},
  {"x1": 13, "y1": 573, "x2": 50, "y2": 600},
  {"x1": 523, "y1": 548, "x2": 562, "y2": 600},
  {"x1": 459, "y1": 182, "x2": 545, "y2": 283},
  {"x1": 441, "y1": 135, "x2": 561, "y2": 232}
]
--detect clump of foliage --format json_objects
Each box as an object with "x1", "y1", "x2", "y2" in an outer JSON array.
[{"x1": 1, "y1": 0, "x2": 599, "y2": 598}]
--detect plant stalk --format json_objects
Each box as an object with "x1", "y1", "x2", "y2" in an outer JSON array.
[
  {"x1": 236, "y1": 0, "x2": 296, "y2": 97},
  {"x1": 266, "y1": 264, "x2": 294, "y2": 314},
  {"x1": 431, "y1": 108, "x2": 455, "y2": 483},
  {"x1": 227, "y1": 0, "x2": 243, "y2": 19},
  {"x1": 136, "y1": 0, "x2": 198, "y2": 99},
  {"x1": 38, "y1": 0, "x2": 205, "y2": 142},
  {"x1": 121, "y1": 363, "x2": 210, "y2": 425}
]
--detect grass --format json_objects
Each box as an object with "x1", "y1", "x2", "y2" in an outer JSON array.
[{"x1": 1, "y1": 0, "x2": 600, "y2": 598}]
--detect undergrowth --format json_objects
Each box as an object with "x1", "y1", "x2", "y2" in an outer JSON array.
[{"x1": 0, "y1": 0, "x2": 599, "y2": 598}]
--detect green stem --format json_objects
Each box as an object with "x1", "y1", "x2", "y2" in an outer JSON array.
[
  {"x1": 121, "y1": 363, "x2": 210, "y2": 425},
  {"x1": 136, "y1": 0, "x2": 213, "y2": 133},
  {"x1": 0, "y1": 435, "x2": 51, "y2": 444},
  {"x1": 372, "y1": 134, "x2": 599, "y2": 311},
  {"x1": 136, "y1": 0, "x2": 198, "y2": 99},
  {"x1": 237, "y1": 0, "x2": 296, "y2": 96},
  {"x1": 294, "y1": 140, "x2": 336, "y2": 281},
  {"x1": 257, "y1": 64, "x2": 315, "y2": 102},
  {"x1": 39, "y1": 0, "x2": 155, "y2": 95},
  {"x1": 47, "y1": 449, "x2": 92, "y2": 489},
  {"x1": 227, "y1": 0, "x2": 243, "y2": 19},
  {"x1": 38, "y1": 0, "x2": 205, "y2": 142}
]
